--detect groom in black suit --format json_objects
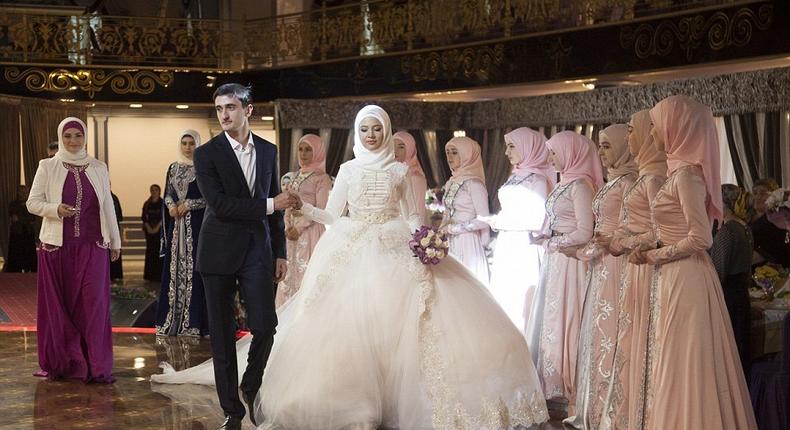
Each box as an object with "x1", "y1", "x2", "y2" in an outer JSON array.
[{"x1": 194, "y1": 83, "x2": 299, "y2": 430}]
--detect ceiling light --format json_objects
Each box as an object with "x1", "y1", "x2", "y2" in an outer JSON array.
[
  {"x1": 261, "y1": 115, "x2": 274, "y2": 121},
  {"x1": 453, "y1": 130, "x2": 466, "y2": 137},
  {"x1": 129, "y1": 103, "x2": 142, "y2": 108},
  {"x1": 59, "y1": 98, "x2": 75, "y2": 103},
  {"x1": 176, "y1": 104, "x2": 189, "y2": 109}
]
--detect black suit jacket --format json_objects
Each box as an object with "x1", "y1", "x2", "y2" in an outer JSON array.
[{"x1": 193, "y1": 132, "x2": 286, "y2": 275}]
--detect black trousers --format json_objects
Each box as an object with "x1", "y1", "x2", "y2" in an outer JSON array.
[{"x1": 201, "y1": 233, "x2": 278, "y2": 419}]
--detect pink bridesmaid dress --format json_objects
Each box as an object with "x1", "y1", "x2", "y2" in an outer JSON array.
[
  {"x1": 531, "y1": 177, "x2": 594, "y2": 404},
  {"x1": 443, "y1": 178, "x2": 491, "y2": 284},
  {"x1": 566, "y1": 124, "x2": 637, "y2": 429},
  {"x1": 528, "y1": 131, "x2": 602, "y2": 408},
  {"x1": 393, "y1": 131, "x2": 428, "y2": 226},
  {"x1": 443, "y1": 136, "x2": 491, "y2": 285},
  {"x1": 599, "y1": 109, "x2": 667, "y2": 430},
  {"x1": 567, "y1": 172, "x2": 635, "y2": 429},
  {"x1": 641, "y1": 96, "x2": 756, "y2": 429},
  {"x1": 277, "y1": 135, "x2": 332, "y2": 308}
]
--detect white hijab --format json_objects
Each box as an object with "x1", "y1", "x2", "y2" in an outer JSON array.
[
  {"x1": 177, "y1": 129, "x2": 202, "y2": 166},
  {"x1": 55, "y1": 117, "x2": 91, "y2": 166},
  {"x1": 349, "y1": 105, "x2": 396, "y2": 171}
]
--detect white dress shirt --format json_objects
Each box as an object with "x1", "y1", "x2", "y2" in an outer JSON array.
[{"x1": 226, "y1": 131, "x2": 274, "y2": 215}]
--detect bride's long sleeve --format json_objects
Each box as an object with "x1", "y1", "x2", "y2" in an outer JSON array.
[
  {"x1": 399, "y1": 173, "x2": 423, "y2": 232},
  {"x1": 301, "y1": 166, "x2": 349, "y2": 226}
]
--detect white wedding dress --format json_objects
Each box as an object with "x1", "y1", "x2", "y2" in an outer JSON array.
[{"x1": 151, "y1": 161, "x2": 548, "y2": 430}]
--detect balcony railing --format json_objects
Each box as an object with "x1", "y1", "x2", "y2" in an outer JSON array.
[{"x1": 0, "y1": 0, "x2": 759, "y2": 71}]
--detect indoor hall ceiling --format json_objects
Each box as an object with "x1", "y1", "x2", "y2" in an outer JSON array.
[{"x1": 379, "y1": 55, "x2": 790, "y2": 102}]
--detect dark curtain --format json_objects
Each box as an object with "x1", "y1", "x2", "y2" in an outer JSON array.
[
  {"x1": 410, "y1": 129, "x2": 436, "y2": 189},
  {"x1": 0, "y1": 103, "x2": 21, "y2": 259},
  {"x1": 326, "y1": 128, "x2": 350, "y2": 177},
  {"x1": 434, "y1": 130, "x2": 454, "y2": 187},
  {"x1": 724, "y1": 114, "x2": 761, "y2": 187},
  {"x1": 278, "y1": 128, "x2": 292, "y2": 180},
  {"x1": 763, "y1": 111, "x2": 783, "y2": 186},
  {"x1": 20, "y1": 102, "x2": 87, "y2": 185}
]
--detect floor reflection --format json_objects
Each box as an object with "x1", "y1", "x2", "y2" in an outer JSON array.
[
  {"x1": 1, "y1": 331, "x2": 564, "y2": 429},
  {"x1": 0, "y1": 331, "x2": 258, "y2": 429}
]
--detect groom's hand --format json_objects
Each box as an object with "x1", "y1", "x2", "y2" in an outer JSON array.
[
  {"x1": 273, "y1": 192, "x2": 298, "y2": 210},
  {"x1": 274, "y1": 258, "x2": 287, "y2": 282}
]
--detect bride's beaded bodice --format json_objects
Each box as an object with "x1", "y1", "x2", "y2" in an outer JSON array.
[
  {"x1": 304, "y1": 161, "x2": 420, "y2": 228},
  {"x1": 346, "y1": 166, "x2": 405, "y2": 222}
]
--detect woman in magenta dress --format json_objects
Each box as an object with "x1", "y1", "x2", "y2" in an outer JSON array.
[
  {"x1": 278, "y1": 134, "x2": 332, "y2": 307},
  {"x1": 26, "y1": 117, "x2": 121, "y2": 383},
  {"x1": 393, "y1": 131, "x2": 428, "y2": 225},
  {"x1": 442, "y1": 136, "x2": 491, "y2": 285},
  {"x1": 526, "y1": 131, "x2": 601, "y2": 410},
  {"x1": 565, "y1": 124, "x2": 637, "y2": 429},
  {"x1": 632, "y1": 95, "x2": 756, "y2": 429},
  {"x1": 598, "y1": 109, "x2": 667, "y2": 430},
  {"x1": 480, "y1": 127, "x2": 555, "y2": 334}
]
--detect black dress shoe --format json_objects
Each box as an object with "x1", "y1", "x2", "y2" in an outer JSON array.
[
  {"x1": 242, "y1": 390, "x2": 258, "y2": 426},
  {"x1": 218, "y1": 415, "x2": 242, "y2": 430}
]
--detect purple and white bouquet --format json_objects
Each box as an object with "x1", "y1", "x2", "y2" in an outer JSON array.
[{"x1": 409, "y1": 226, "x2": 449, "y2": 265}]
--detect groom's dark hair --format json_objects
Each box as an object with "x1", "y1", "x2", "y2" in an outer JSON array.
[{"x1": 213, "y1": 83, "x2": 253, "y2": 107}]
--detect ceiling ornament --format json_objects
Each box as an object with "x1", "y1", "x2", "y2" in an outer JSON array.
[
  {"x1": 4, "y1": 67, "x2": 175, "y2": 98},
  {"x1": 620, "y1": 4, "x2": 773, "y2": 61}
]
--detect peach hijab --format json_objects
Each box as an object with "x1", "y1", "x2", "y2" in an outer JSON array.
[
  {"x1": 393, "y1": 131, "x2": 425, "y2": 178},
  {"x1": 628, "y1": 109, "x2": 667, "y2": 177},
  {"x1": 504, "y1": 127, "x2": 556, "y2": 186},
  {"x1": 545, "y1": 131, "x2": 604, "y2": 190},
  {"x1": 650, "y1": 95, "x2": 723, "y2": 224},
  {"x1": 445, "y1": 136, "x2": 485, "y2": 184},
  {"x1": 297, "y1": 133, "x2": 327, "y2": 174}
]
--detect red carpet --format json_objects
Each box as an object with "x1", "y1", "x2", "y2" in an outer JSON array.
[{"x1": 0, "y1": 273, "x2": 37, "y2": 327}]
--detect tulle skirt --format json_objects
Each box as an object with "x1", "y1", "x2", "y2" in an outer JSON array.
[{"x1": 152, "y1": 217, "x2": 548, "y2": 429}]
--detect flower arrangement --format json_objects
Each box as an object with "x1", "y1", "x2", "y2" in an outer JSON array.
[
  {"x1": 764, "y1": 188, "x2": 790, "y2": 241},
  {"x1": 409, "y1": 226, "x2": 449, "y2": 265},
  {"x1": 753, "y1": 263, "x2": 788, "y2": 301},
  {"x1": 425, "y1": 188, "x2": 446, "y2": 214}
]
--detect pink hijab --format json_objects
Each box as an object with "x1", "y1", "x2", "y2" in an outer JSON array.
[
  {"x1": 504, "y1": 127, "x2": 556, "y2": 187},
  {"x1": 446, "y1": 136, "x2": 485, "y2": 184},
  {"x1": 546, "y1": 131, "x2": 604, "y2": 191},
  {"x1": 297, "y1": 133, "x2": 327, "y2": 174},
  {"x1": 650, "y1": 95, "x2": 723, "y2": 224},
  {"x1": 393, "y1": 131, "x2": 425, "y2": 178},
  {"x1": 629, "y1": 109, "x2": 667, "y2": 177},
  {"x1": 599, "y1": 124, "x2": 638, "y2": 178}
]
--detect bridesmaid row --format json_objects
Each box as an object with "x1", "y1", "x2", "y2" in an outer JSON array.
[
  {"x1": 514, "y1": 95, "x2": 756, "y2": 430},
  {"x1": 395, "y1": 95, "x2": 757, "y2": 429}
]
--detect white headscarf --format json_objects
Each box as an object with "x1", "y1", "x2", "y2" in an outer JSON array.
[
  {"x1": 349, "y1": 105, "x2": 396, "y2": 171},
  {"x1": 55, "y1": 117, "x2": 91, "y2": 166},
  {"x1": 177, "y1": 129, "x2": 202, "y2": 166}
]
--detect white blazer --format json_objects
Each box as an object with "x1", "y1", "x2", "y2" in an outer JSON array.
[{"x1": 26, "y1": 157, "x2": 121, "y2": 249}]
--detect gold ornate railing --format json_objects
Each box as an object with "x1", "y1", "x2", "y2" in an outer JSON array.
[
  {"x1": 0, "y1": 0, "x2": 758, "y2": 71},
  {"x1": 0, "y1": 11, "x2": 238, "y2": 69}
]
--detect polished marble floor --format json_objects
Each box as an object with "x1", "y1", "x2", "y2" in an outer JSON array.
[{"x1": 0, "y1": 331, "x2": 566, "y2": 429}]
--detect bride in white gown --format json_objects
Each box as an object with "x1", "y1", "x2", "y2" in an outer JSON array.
[{"x1": 151, "y1": 105, "x2": 548, "y2": 430}]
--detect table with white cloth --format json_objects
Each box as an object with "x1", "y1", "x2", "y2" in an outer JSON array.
[{"x1": 750, "y1": 287, "x2": 789, "y2": 357}]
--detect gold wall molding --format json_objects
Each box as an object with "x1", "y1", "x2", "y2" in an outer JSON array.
[
  {"x1": 620, "y1": 4, "x2": 773, "y2": 60},
  {"x1": 4, "y1": 67, "x2": 174, "y2": 98},
  {"x1": 400, "y1": 44, "x2": 505, "y2": 83}
]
